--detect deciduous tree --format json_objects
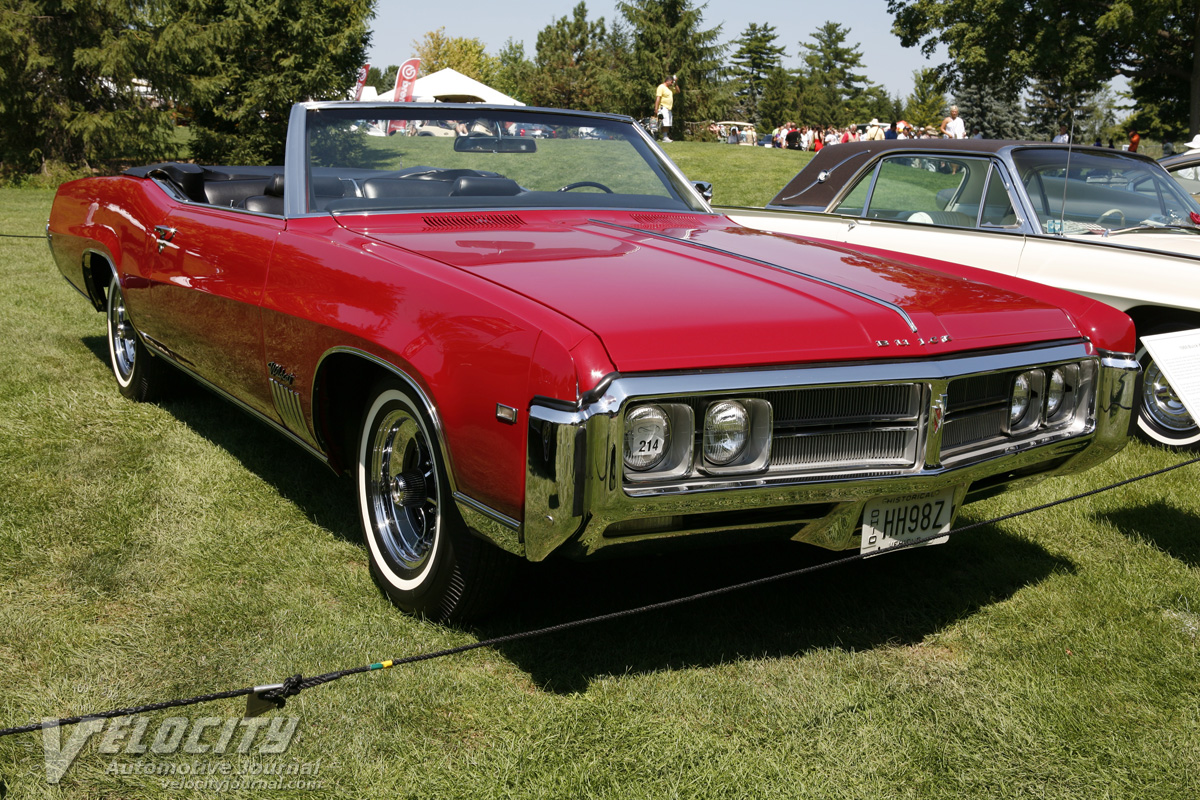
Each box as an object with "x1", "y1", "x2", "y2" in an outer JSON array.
[
  {"x1": 412, "y1": 28, "x2": 497, "y2": 85},
  {"x1": 888, "y1": 0, "x2": 1200, "y2": 138}
]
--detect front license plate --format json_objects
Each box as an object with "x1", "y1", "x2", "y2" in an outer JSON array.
[{"x1": 860, "y1": 487, "x2": 956, "y2": 555}]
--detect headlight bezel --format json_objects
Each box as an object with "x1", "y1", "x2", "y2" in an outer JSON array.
[
  {"x1": 700, "y1": 398, "x2": 773, "y2": 475},
  {"x1": 622, "y1": 402, "x2": 694, "y2": 481}
]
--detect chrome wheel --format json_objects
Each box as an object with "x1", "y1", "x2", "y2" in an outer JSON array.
[
  {"x1": 105, "y1": 274, "x2": 167, "y2": 401},
  {"x1": 1141, "y1": 360, "x2": 1192, "y2": 433},
  {"x1": 356, "y1": 381, "x2": 514, "y2": 620},
  {"x1": 367, "y1": 405, "x2": 440, "y2": 576},
  {"x1": 1135, "y1": 330, "x2": 1200, "y2": 449},
  {"x1": 107, "y1": 277, "x2": 138, "y2": 387}
]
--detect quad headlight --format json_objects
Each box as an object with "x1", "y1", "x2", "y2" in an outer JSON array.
[
  {"x1": 1010, "y1": 371, "x2": 1034, "y2": 428},
  {"x1": 1046, "y1": 367, "x2": 1067, "y2": 417},
  {"x1": 624, "y1": 404, "x2": 671, "y2": 471},
  {"x1": 1008, "y1": 364, "x2": 1085, "y2": 435},
  {"x1": 703, "y1": 400, "x2": 750, "y2": 465},
  {"x1": 622, "y1": 397, "x2": 772, "y2": 481}
]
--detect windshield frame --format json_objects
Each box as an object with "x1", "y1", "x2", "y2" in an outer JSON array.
[{"x1": 283, "y1": 101, "x2": 711, "y2": 218}]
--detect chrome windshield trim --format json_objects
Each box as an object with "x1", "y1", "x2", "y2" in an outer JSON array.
[{"x1": 589, "y1": 218, "x2": 920, "y2": 333}]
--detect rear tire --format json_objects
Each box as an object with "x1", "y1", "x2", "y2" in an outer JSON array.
[
  {"x1": 1134, "y1": 325, "x2": 1200, "y2": 449},
  {"x1": 356, "y1": 380, "x2": 511, "y2": 621},
  {"x1": 106, "y1": 275, "x2": 168, "y2": 402}
]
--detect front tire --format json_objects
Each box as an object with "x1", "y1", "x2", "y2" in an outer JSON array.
[
  {"x1": 356, "y1": 381, "x2": 510, "y2": 621},
  {"x1": 1134, "y1": 326, "x2": 1200, "y2": 449},
  {"x1": 106, "y1": 275, "x2": 168, "y2": 402}
]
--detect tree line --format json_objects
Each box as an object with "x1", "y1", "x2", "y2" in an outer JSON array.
[{"x1": 1, "y1": 0, "x2": 1196, "y2": 177}]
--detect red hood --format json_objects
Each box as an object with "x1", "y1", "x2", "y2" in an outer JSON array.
[{"x1": 344, "y1": 211, "x2": 1083, "y2": 372}]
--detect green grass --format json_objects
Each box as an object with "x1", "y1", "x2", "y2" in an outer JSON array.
[
  {"x1": 663, "y1": 141, "x2": 813, "y2": 207},
  {"x1": 1, "y1": 161, "x2": 1199, "y2": 799}
]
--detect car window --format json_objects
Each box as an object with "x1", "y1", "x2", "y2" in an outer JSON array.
[
  {"x1": 980, "y1": 164, "x2": 1019, "y2": 227},
  {"x1": 831, "y1": 168, "x2": 874, "y2": 215},
  {"x1": 1013, "y1": 148, "x2": 1200, "y2": 232},
  {"x1": 846, "y1": 156, "x2": 992, "y2": 228},
  {"x1": 1167, "y1": 162, "x2": 1200, "y2": 201}
]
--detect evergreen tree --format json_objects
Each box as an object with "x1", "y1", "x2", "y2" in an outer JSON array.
[
  {"x1": 730, "y1": 23, "x2": 786, "y2": 125},
  {"x1": 799, "y1": 22, "x2": 882, "y2": 126},
  {"x1": 0, "y1": 0, "x2": 176, "y2": 173},
  {"x1": 155, "y1": 0, "x2": 371, "y2": 165},
  {"x1": 367, "y1": 65, "x2": 400, "y2": 97},
  {"x1": 493, "y1": 40, "x2": 535, "y2": 104},
  {"x1": 952, "y1": 82, "x2": 1026, "y2": 139},
  {"x1": 618, "y1": 0, "x2": 727, "y2": 137},
  {"x1": 903, "y1": 68, "x2": 946, "y2": 131},
  {"x1": 757, "y1": 67, "x2": 797, "y2": 129},
  {"x1": 530, "y1": 3, "x2": 610, "y2": 111}
]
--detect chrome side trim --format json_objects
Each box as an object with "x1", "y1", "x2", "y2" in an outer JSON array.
[
  {"x1": 453, "y1": 492, "x2": 524, "y2": 556},
  {"x1": 523, "y1": 343, "x2": 1139, "y2": 561},
  {"x1": 588, "y1": 219, "x2": 920, "y2": 333},
  {"x1": 311, "y1": 346, "x2": 461, "y2": 494},
  {"x1": 147, "y1": 351, "x2": 332, "y2": 468},
  {"x1": 270, "y1": 377, "x2": 309, "y2": 438}
]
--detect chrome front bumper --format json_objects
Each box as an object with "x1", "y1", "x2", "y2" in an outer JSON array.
[{"x1": 521, "y1": 344, "x2": 1139, "y2": 561}]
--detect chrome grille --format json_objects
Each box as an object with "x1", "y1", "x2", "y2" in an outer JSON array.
[
  {"x1": 942, "y1": 372, "x2": 1015, "y2": 455},
  {"x1": 770, "y1": 429, "x2": 917, "y2": 471},
  {"x1": 680, "y1": 383, "x2": 923, "y2": 474}
]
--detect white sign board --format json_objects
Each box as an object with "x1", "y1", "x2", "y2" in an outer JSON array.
[{"x1": 1139, "y1": 328, "x2": 1200, "y2": 422}]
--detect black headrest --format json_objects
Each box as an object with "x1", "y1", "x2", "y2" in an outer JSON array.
[
  {"x1": 265, "y1": 173, "x2": 285, "y2": 197},
  {"x1": 449, "y1": 176, "x2": 522, "y2": 196}
]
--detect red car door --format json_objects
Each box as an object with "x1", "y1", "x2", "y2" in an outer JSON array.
[{"x1": 144, "y1": 205, "x2": 284, "y2": 419}]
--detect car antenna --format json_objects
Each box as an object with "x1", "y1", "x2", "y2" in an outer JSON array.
[{"x1": 1055, "y1": 108, "x2": 1076, "y2": 237}]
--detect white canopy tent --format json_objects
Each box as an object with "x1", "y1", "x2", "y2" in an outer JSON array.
[{"x1": 410, "y1": 68, "x2": 524, "y2": 106}]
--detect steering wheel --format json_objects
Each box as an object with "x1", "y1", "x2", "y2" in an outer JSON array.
[
  {"x1": 1097, "y1": 208, "x2": 1126, "y2": 228},
  {"x1": 558, "y1": 181, "x2": 613, "y2": 193}
]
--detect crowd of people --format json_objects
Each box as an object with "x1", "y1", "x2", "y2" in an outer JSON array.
[{"x1": 764, "y1": 110, "x2": 982, "y2": 151}]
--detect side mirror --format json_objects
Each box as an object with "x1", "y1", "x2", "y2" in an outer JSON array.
[{"x1": 693, "y1": 181, "x2": 713, "y2": 202}]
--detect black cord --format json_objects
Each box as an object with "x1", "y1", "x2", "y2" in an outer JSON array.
[{"x1": 4, "y1": 454, "x2": 1198, "y2": 739}]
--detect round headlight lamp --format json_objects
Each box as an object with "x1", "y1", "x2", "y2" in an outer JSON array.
[
  {"x1": 704, "y1": 401, "x2": 749, "y2": 465},
  {"x1": 624, "y1": 405, "x2": 670, "y2": 471},
  {"x1": 1010, "y1": 372, "x2": 1033, "y2": 426},
  {"x1": 1046, "y1": 367, "x2": 1067, "y2": 417}
]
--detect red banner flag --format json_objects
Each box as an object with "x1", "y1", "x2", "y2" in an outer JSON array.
[
  {"x1": 394, "y1": 58, "x2": 421, "y2": 102},
  {"x1": 354, "y1": 63, "x2": 369, "y2": 101},
  {"x1": 387, "y1": 58, "x2": 421, "y2": 134}
]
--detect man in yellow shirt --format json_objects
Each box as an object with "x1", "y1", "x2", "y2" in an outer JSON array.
[{"x1": 654, "y1": 76, "x2": 678, "y2": 143}]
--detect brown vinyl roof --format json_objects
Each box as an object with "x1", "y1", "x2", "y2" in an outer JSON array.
[{"x1": 767, "y1": 139, "x2": 1128, "y2": 209}]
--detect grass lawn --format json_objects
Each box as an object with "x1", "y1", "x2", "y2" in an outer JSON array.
[{"x1": 0, "y1": 152, "x2": 1198, "y2": 799}]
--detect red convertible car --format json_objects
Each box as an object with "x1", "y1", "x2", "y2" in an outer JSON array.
[{"x1": 48, "y1": 103, "x2": 1139, "y2": 620}]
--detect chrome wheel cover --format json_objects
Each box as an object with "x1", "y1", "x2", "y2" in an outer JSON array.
[
  {"x1": 368, "y1": 407, "x2": 439, "y2": 571},
  {"x1": 107, "y1": 281, "x2": 136, "y2": 381},
  {"x1": 1142, "y1": 359, "x2": 1194, "y2": 433}
]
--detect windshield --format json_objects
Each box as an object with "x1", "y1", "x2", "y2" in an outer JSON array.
[
  {"x1": 1011, "y1": 148, "x2": 1200, "y2": 234},
  {"x1": 303, "y1": 106, "x2": 705, "y2": 215}
]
